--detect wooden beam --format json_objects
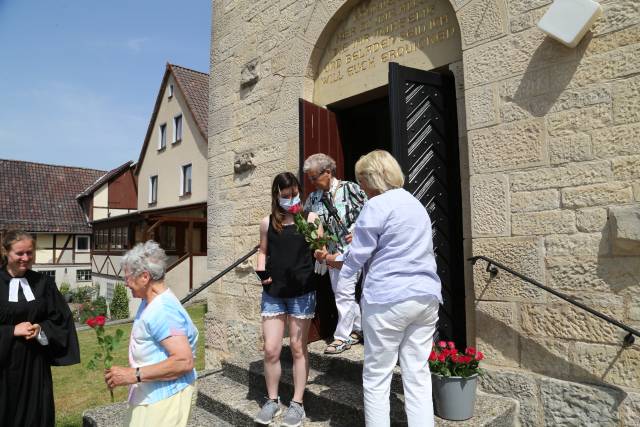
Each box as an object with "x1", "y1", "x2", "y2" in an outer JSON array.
[{"x1": 147, "y1": 215, "x2": 206, "y2": 223}]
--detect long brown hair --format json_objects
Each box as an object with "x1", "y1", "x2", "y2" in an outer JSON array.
[
  {"x1": 270, "y1": 172, "x2": 302, "y2": 233},
  {"x1": 1, "y1": 230, "x2": 35, "y2": 268}
]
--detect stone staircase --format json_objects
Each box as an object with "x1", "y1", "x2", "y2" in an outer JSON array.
[{"x1": 84, "y1": 340, "x2": 518, "y2": 426}]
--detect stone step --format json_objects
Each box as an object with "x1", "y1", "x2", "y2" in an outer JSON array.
[
  {"x1": 196, "y1": 369, "x2": 332, "y2": 426},
  {"x1": 283, "y1": 339, "x2": 404, "y2": 393},
  {"x1": 221, "y1": 353, "x2": 408, "y2": 425},
  {"x1": 82, "y1": 400, "x2": 232, "y2": 427},
  {"x1": 199, "y1": 360, "x2": 518, "y2": 427}
]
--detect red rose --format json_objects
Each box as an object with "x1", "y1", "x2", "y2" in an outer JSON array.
[
  {"x1": 288, "y1": 204, "x2": 302, "y2": 214},
  {"x1": 447, "y1": 341, "x2": 455, "y2": 350},
  {"x1": 463, "y1": 355, "x2": 473, "y2": 364},
  {"x1": 465, "y1": 347, "x2": 476, "y2": 356},
  {"x1": 428, "y1": 351, "x2": 437, "y2": 362},
  {"x1": 475, "y1": 351, "x2": 485, "y2": 361},
  {"x1": 437, "y1": 353, "x2": 446, "y2": 363},
  {"x1": 95, "y1": 315, "x2": 106, "y2": 326},
  {"x1": 86, "y1": 317, "x2": 97, "y2": 328},
  {"x1": 437, "y1": 340, "x2": 447, "y2": 348},
  {"x1": 450, "y1": 348, "x2": 458, "y2": 356}
]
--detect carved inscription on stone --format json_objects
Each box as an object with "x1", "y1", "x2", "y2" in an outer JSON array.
[{"x1": 314, "y1": 0, "x2": 461, "y2": 106}]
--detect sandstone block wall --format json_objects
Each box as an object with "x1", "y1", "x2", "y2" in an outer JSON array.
[{"x1": 208, "y1": 0, "x2": 640, "y2": 422}]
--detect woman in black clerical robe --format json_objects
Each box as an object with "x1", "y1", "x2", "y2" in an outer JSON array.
[{"x1": 0, "y1": 230, "x2": 80, "y2": 427}]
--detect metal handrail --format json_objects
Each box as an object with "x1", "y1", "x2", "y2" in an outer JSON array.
[
  {"x1": 180, "y1": 245, "x2": 259, "y2": 305},
  {"x1": 469, "y1": 255, "x2": 639, "y2": 347}
]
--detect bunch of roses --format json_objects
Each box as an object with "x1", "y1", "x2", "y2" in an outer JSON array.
[
  {"x1": 289, "y1": 204, "x2": 339, "y2": 251},
  {"x1": 429, "y1": 340, "x2": 484, "y2": 378}
]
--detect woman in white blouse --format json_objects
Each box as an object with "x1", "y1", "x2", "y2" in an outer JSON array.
[{"x1": 338, "y1": 150, "x2": 442, "y2": 427}]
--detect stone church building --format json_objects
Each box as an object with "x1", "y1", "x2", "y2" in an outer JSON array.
[{"x1": 205, "y1": 0, "x2": 640, "y2": 424}]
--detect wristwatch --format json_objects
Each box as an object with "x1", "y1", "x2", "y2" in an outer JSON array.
[{"x1": 135, "y1": 367, "x2": 142, "y2": 383}]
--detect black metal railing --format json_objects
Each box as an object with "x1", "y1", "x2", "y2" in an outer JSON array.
[
  {"x1": 469, "y1": 255, "x2": 639, "y2": 347},
  {"x1": 180, "y1": 245, "x2": 259, "y2": 305}
]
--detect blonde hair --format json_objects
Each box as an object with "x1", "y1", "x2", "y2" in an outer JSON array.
[
  {"x1": 1, "y1": 230, "x2": 35, "y2": 267},
  {"x1": 355, "y1": 150, "x2": 405, "y2": 194}
]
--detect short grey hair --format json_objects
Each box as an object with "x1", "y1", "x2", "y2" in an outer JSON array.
[
  {"x1": 121, "y1": 240, "x2": 167, "y2": 281},
  {"x1": 303, "y1": 153, "x2": 336, "y2": 175}
]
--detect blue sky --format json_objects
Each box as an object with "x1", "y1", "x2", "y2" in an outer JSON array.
[{"x1": 0, "y1": 0, "x2": 211, "y2": 171}]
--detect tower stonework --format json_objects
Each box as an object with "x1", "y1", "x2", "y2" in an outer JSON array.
[{"x1": 208, "y1": 1, "x2": 640, "y2": 424}]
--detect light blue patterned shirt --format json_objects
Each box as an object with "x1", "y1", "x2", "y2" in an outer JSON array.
[{"x1": 127, "y1": 289, "x2": 198, "y2": 405}]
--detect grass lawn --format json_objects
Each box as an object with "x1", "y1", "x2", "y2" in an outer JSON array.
[{"x1": 52, "y1": 302, "x2": 207, "y2": 427}]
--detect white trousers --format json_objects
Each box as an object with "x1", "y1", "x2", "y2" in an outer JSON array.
[
  {"x1": 361, "y1": 295, "x2": 440, "y2": 427},
  {"x1": 329, "y1": 267, "x2": 362, "y2": 342}
]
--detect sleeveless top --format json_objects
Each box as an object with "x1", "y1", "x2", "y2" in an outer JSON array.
[{"x1": 265, "y1": 217, "x2": 317, "y2": 298}]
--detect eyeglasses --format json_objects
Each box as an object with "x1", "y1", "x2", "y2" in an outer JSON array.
[{"x1": 309, "y1": 170, "x2": 328, "y2": 182}]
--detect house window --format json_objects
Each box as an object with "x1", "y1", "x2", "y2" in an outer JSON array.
[
  {"x1": 76, "y1": 269, "x2": 92, "y2": 282},
  {"x1": 95, "y1": 229, "x2": 109, "y2": 250},
  {"x1": 149, "y1": 175, "x2": 158, "y2": 204},
  {"x1": 76, "y1": 235, "x2": 90, "y2": 251},
  {"x1": 180, "y1": 164, "x2": 192, "y2": 196},
  {"x1": 158, "y1": 225, "x2": 177, "y2": 251},
  {"x1": 39, "y1": 270, "x2": 56, "y2": 278},
  {"x1": 168, "y1": 84, "x2": 174, "y2": 98},
  {"x1": 173, "y1": 114, "x2": 182, "y2": 143},
  {"x1": 158, "y1": 123, "x2": 167, "y2": 150}
]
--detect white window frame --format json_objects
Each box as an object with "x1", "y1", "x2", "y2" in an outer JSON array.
[
  {"x1": 168, "y1": 84, "x2": 174, "y2": 99},
  {"x1": 75, "y1": 235, "x2": 90, "y2": 252},
  {"x1": 149, "y1": 175, "x2": 158, "y2": 204},
  {"x1": 173, "y1": 114, "x2": 183, "y2": 143},
  {"x1": 179, "y1": 163, "x2": 192, "y2": 196},
  {"x1": 76, "y1": 269, "x2": 92, "y2": 282},
  {"x1": 158, "y1": 123, "x2": 167, "y2": 150}
]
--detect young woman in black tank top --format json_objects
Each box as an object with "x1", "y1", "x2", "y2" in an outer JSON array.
[{"x1": 253, "y1": 172, "x2": 321, "y2": 426}]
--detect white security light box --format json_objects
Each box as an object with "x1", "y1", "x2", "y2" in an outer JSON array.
[{"x1": 537, "y1": 0, "x2": 603, "y2": 48}]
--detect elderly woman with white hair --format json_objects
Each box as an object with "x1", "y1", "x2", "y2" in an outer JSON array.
[
  {"x1": 339, "y1": 150, "x2": 442, "y2": 427},
  {"x1": 105, "y1": 241, "x2": 198, "y2": 427},
  {"x1": 303, "y1": 153, "x2": 367, "y2": 355}
]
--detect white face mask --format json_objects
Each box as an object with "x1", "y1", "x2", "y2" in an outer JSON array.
[{"x1": 278, "y1": 194, "x2": 301, "y2": 210}]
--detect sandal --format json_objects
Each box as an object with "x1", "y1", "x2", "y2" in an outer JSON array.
[
  {"x1": 349, "y1": 331, "x2": 363, "y2": 345},
  {"x1": 324, "y1": 339, "x2": 351, "y2": 354}
]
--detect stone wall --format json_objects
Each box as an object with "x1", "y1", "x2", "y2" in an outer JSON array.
[{"x1": 208, "y1": 0, "x2": 640, "y2": 422}]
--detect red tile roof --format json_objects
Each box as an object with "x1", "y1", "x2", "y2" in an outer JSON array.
[
  {"x1": 171, "y1": 64, "x2": 208, "y2": 139},
  {"x1": 0, "y1": 159, "x2": 105, "y2": 234},
  {"x1": 76, "y1": 160, "x2": 133, "y2": 199},
  {"x1": 135, "y1": 63, "x2": 208, "y2": 175}
]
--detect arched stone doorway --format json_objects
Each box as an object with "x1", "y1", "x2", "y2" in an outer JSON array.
[{"x1": 301, "y1": 0, "x2": 470, "y2": 346}]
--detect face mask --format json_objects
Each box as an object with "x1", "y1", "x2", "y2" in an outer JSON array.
[{"x1": 278, "y1": 195, "x2": 300, "y2": 210}]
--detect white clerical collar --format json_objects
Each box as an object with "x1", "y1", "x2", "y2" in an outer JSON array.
[{"x1": 9, "y1": 277, "x2": 35, "y2": 302}]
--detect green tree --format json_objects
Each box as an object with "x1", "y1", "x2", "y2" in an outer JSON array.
[{"x1": 110, "y1": 283, "x2": 129, "y2": 320}]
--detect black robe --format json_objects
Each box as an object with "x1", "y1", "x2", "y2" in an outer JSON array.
[{"x1": 0, "y1": 268, "x2": 80, "y2": 427}]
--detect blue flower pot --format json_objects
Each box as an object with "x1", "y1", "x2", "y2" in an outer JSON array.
[{"x1": 431, "y1": 373, "x2": 478, "y2": 421}]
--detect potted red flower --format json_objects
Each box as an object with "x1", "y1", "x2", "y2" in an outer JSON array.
[{"x1": 429, "y1": 340, "x2": 484, "y2": 421}]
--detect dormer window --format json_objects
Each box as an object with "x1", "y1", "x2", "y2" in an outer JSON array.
[{"x1": 168, "y1": 84, "x2": 174, "y2": 99}]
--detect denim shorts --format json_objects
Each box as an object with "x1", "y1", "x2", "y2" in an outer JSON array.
[{"x1": 261, "y1": 290, "x2": 316, "y2": 319}]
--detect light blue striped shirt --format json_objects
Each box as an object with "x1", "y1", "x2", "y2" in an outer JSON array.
[
  {"x1": 339, "y1": 188, "x2": 442, "y2": 305},
  {"x1": 127, "y1": 289, "x2": 198, "y2": 405}
]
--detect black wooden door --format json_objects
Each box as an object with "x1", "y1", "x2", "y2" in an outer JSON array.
[{"x1": 388, "y1": 62, "x2": 466, "y2": 346}]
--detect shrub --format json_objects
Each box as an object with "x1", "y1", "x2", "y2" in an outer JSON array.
[
  {"x1": 110, "y1": 283, "x2": 129, "y2": 320},
  {"x1": 92, "y1": 296, "x2": 108, "y2": 317},
  {"x1": 59, "y1": 282, "x2": 71, "y2": 296},
  {"x1": 71, "y1": 285, "x2": 95, "y2": 304}
]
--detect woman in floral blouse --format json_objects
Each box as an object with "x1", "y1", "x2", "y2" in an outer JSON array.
[{"x1": 303, "y1": 153, "x2": 367, "y2": 354}]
